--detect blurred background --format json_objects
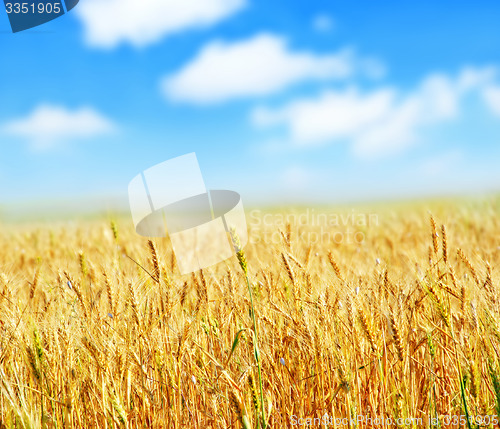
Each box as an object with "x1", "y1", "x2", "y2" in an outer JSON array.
[{"x1": 1, "y1": 0, "x2": 500, "y2": 219}]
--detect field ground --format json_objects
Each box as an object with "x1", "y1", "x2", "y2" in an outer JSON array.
[{"x1": 1, "y1": 197, "x2": 500, "y2": 428}]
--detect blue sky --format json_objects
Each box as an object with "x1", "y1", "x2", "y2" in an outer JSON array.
[{"x1": 1, "y1": 0, "x2": 500, "y2": 211}]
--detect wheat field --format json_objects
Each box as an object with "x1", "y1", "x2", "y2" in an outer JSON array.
[{"x1": 0, "y1": 199, "x2": 500, "y2": 428}]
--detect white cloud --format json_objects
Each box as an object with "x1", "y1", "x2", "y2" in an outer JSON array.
[
  {"x1": 2, "y1": 105, "x2": 117, "y2": 151},
  {"x1": 252, "y1": 66, "x2": 499, "y2": 158},
  {"x1": 457, "y1": 66, "x2": 497, "y2": 91},
  {"x1": 252, "y1": 87, "x2": 397, "y2": 143},
  {"x1": 482, "y1": 85, "x2": 500, "y2": 117},
  {"x1": 161, "y1": 33, "x2": 382, "y2": 104},
  {"x1": 312, "y1": 14, "x2": 335, "y2": 33},
  {"x1": 352, "y1": 97, "x2": 421, "y2": 157},
  {"x1": 76, "y1": 0, "x2": 246, "y2": 48},
  {"x1": 352, "y1": 74, "x2": 461, "y2": 157}
]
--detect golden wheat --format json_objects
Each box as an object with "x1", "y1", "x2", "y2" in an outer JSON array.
[{"x1": 0, "y1": 199, "x2": 498, "y2": 427}]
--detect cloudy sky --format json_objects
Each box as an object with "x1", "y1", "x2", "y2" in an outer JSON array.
[{"x1": 1, "y1": 0, "x2": 500, "y2": 209}]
